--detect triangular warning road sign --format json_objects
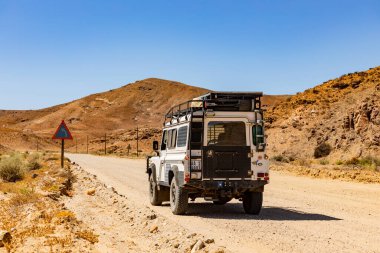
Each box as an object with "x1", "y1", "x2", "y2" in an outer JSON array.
[{"x1": 52, "y1": 120, "x2": 73, "y2": 140}]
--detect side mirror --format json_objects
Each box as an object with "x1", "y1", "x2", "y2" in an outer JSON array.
[{"x1": 153, "y1": 141, "x2": 159, "y2": 151}]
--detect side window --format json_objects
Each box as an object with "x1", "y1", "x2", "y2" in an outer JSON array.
[
  {"x1": 169, "y1": 129, "x2": 177, "y2": 148},
  {"x1": 177, "y1": 126, "x2": 188, "y2": 147},
  {"x1": 161, "y1": 130, "x2": 167, "y2": 150},
  {"x1": 167, "y1": 130, "x2": 173, "y2": 149},
  {"x1": 166, "y1": 129, "x2": 178, "y2": 149}
]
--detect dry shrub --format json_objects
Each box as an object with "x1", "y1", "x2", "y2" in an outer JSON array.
[
  {"x1": 46, "y1": 236, "x2": 72, "y2": 248},
  {"x1": 76, "y1": 230, "x2": 99, "y2": 244},
  {"x1": 272, "y1": 155, "x2": 289, "y2": 163},
  {"x1": 26, "y1": 153, "x2": 42, "y2": 171},
  {"x1": 9, "y1": 188, "x2": 39, "y2": 206},
  {"x1": 346, "y1": 156, "x2": 380, "y2": 170},
  {"x1": 314, "y1": 143, "x2": 332, "y2": 158},
  {"x1": 294, "y1": 158, "x2": 311, "y2": 167},
  {"x1": 319, "y1": 159, "x2": 329, "y2": 165},
  {"x1": 55, "y1": 210, "x2": 76, "y2": 223},
  {"x1": 45, "y1": 156, "x2": 59, "y2": 161},
  {"x1": 0, "y1": 154, "x2": 25, "y2": 182},
  {"x1": 18, "y1": 224, "x2": 55, "y2": 238}
]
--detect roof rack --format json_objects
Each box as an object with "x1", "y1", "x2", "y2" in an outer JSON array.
[{"x1": 164, "y1": 92, "x2": 263, "y2": 126}]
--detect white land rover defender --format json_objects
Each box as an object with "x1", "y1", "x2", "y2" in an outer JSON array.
[{"x1": 146, "y1": 92, "x2": 269, "y2": 215}]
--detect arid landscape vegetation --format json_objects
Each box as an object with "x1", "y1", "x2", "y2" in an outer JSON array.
[
  {"x1": 1, "y1": 1, "x2": 379, "y2": 252},
  {"x1": 1, "y1": 66, "x2": 380, "y2": 252}
]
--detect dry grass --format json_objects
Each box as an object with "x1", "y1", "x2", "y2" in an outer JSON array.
[
  {"x1": 26, "y1": 153, "x2": 42, "y2": 171},
  {"x1": 8, "y1": 188, "x2": 39, "y2": 206},
  {"x1": 271, "y1": 162, "x2": 380, "y2": 184},
  {"x1": 76, "y1": 230, "x2": 99, "y2": 244},
  {"x1": 46, "y1": 235, "x2": 73, "y2": 249},
  {"x1": 0, "y1": 152, "x2": 94, "y2": 251}
]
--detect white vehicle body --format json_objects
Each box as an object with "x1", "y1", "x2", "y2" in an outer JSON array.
[{"x1": 147, "y1": 92, "x2": 269, "y2": 215}]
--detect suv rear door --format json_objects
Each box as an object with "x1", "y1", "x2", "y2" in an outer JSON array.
[{"x1": 203, "y1": 120, "x2": 251, "y2": 179}]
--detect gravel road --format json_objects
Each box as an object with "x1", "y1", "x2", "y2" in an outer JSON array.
[{"x1": 67, "y1": 154, "x2": 380, "y2": 253}]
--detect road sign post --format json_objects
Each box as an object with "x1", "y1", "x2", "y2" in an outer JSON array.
[
  {"x1": 61, "y1": 139, "x2": 65, "y2": 167},
  {"x1": 104, "y1": 133, "x2": 107, "y2": 155},
  {"x1": 136, "y1": 125, "x2": 139, "y2": 157},
  {"x1": 87, "y1": 135, "x2": 89, "y2": 154},
  {"x1": 52, "y1": 120, "x2": 73, "y2": 168}
]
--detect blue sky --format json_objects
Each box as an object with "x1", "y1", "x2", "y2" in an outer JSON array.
[{"x1": 0, "y1": 0, "x2": 379, "y2": 109}]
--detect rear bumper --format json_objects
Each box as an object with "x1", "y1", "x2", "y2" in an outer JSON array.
[{"x1": 185, "y1": 179, "x2": 268, "y2": 191}]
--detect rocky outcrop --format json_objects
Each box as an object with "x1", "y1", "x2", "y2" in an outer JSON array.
[{"x1": 267, "y1": 66, "x2": 380, "y2": 160}]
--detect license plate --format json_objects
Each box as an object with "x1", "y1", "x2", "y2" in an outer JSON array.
[{"x1": 191, "y1": 160, "x2": 201, "y2": 171}]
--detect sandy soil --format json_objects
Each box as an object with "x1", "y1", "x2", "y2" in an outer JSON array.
[
  {"x1": 64, "y1": 163, "x2": 227, "y2": 253},
  {"x1": 66, "y1": 154, "x2": 380, "y2": 253}
]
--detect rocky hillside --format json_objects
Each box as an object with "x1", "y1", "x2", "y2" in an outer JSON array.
[
  {"x1": 0, "y1": 79, "x2": 209, "y2": 152},
  {"x1": 0, "y1": 78, "x2": 288, "y2": 153},
  {"x1": 266, "y1": 66, "x2": 380, "y2": 160},
  {"x1": 1, "y1": 67, "x2": 379, "y2": 159},
  {"x1": 0, "y1": 78, "x2": 208, "y2": 134}
]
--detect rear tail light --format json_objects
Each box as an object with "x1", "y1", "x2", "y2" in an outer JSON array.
[
  {"x1": 257, "y1": 173, "x2": 269, "y2": 180},
  {"x1": 185, "y1": 172, "x2": 190, "y2": 183}
]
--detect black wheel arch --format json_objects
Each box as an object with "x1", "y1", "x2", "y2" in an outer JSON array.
[
  {"x1": 169, "y1": 165, "x2": 180, "y2": 186},
  {"x1": 148, "y1": 164, "x2": 157, "y2": 181}
]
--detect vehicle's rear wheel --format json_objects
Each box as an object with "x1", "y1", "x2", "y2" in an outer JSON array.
[
  {"x1": 149, "y1": 174, "x2": 162, "y2": 206},
  {"x1": 213, "y1": 197, "x2": 232, "y2": 205},
  {"x1": 170, "y1": 179, "x2": 188, "y2": 215},
  {"x1": 242, "y1": 192, "x2": 263, "y2": 215}
]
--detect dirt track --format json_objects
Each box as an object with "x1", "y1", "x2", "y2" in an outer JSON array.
[{"x1": 67, "y1": 154, "x2": 380, "y2": 253}]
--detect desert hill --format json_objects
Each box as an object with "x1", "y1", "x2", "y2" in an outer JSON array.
[
  {"x1": 1, "y1": 78, "x2": 208, "y2": 134},
  {"x1": 0, "y1": 78, "x2": 288, "y2": 153},
  {"x1": 4, "y1": 66, "x2": 378, "y2": 160},
  {"x1": 0, "y1": 78, "x2": 210, "y2": 152},
  {"x1": 266, "y1": 66, "x2": 380, "y2": 160}
]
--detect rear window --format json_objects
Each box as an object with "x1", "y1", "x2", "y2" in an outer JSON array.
[
  {"x1": 207, "y1": 121, "x2": 246, "y2": 146},
  {"x1": 177, "y1": 126, "x2": 188, "y2": 147}
]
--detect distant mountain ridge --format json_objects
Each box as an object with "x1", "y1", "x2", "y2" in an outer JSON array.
[{"x1": 2, "y1": 66, "x2": 378, "y2": 160}]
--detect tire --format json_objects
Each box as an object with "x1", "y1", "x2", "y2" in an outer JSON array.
[
  {"x1": 213, "y1": 197, "x2": 232, "y2": 205},
  {"x1": 243, "y1": 192, "x2": 263, "y2": 215},
  {"x1": 149, "y1": 174, "x2": 162, "y2": 206},
  {"x1": 170, "y1": 179, "x2": 188, "y2": 215}
]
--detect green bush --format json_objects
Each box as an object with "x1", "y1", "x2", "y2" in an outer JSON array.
[
  {"x1": 345, "y1": 156, "x2": 380, "y2": 170},
  {"x1": 26, "y1": 153, "x2": 42, "y2": 171},
  {"x1": 0, "y1": 154, "x2": 25, "y2": 182},
  {"x1": 358, "y1": 156, "x2": 380, "y2": 167},
  {"x1": 319, "y1": 159, "x2": 329, "y2": 165},
  {"x1": 314, "y1": 143, "x2": 332, "y2": 158}
]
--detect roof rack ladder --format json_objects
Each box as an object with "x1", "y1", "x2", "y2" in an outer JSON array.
[{"x1": 189, "y1": 101, "x2": 205, "y2": 179}]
